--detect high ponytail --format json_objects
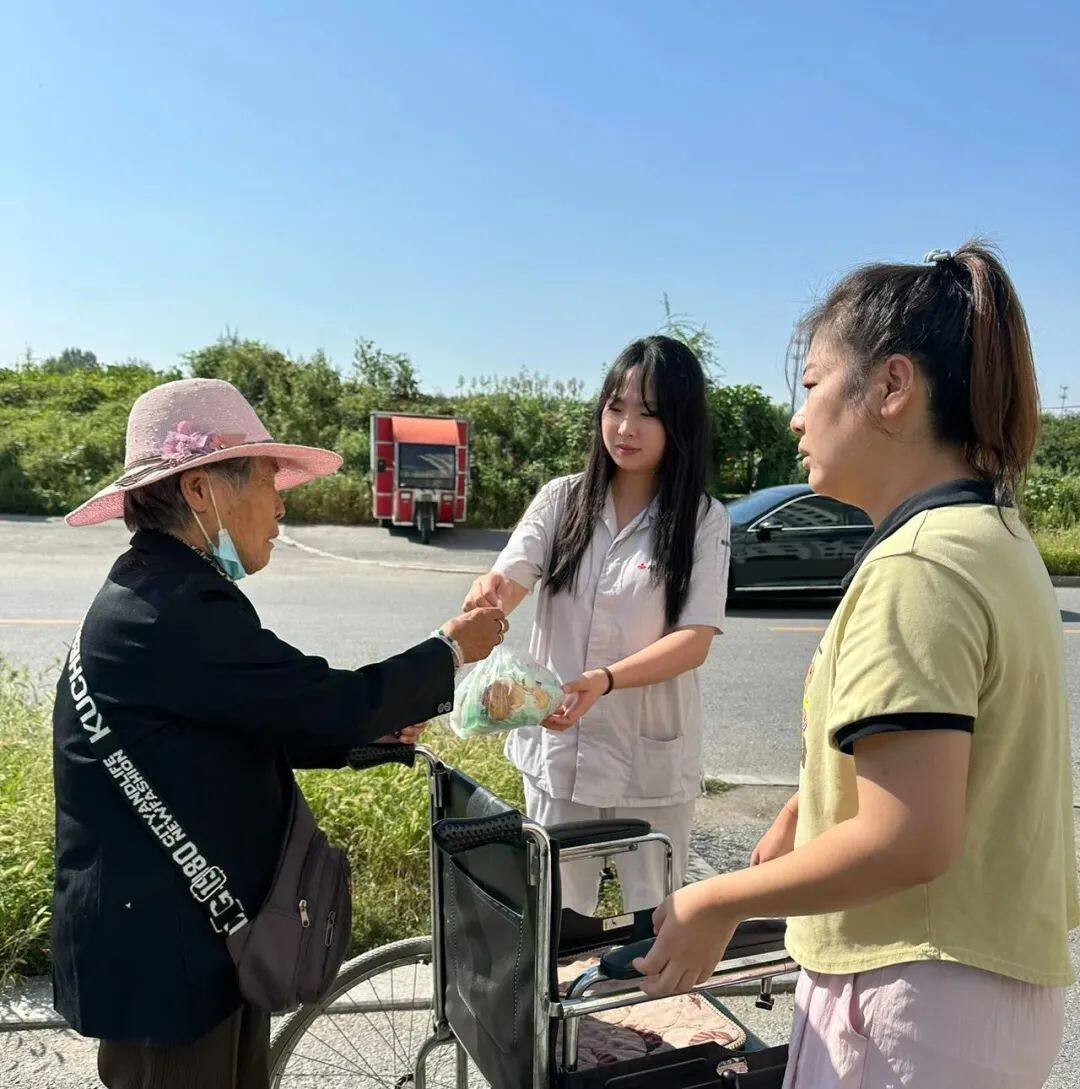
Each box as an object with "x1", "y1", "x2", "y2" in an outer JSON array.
[
  {"x1": 953, "y1": 244, "x2": 1040, "y2": 501},
  {"x1": 798, "y1": 239, "x2": 1041, "y2": 503}
]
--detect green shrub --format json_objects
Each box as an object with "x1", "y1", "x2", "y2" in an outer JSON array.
[
  {"x1": 0, "y1": 663, "x2": 524, "y2": 982},
  {"x1": 709, "y1": 384, "x2": 800, "y2": 493},
  {"x1": 1021, "y1": 471, "x2": 1080, "y2": 530},
  {"x1": 1034, "y1": 414, "x2": 1080, "y2": 477},
  {"x1": 0, "y1": 338, "x2": 807, "y2": 527},
  {"x1": 284, "y1": 472, "x2": 374, "y2": 525},
  {"x1": 299, "y1": 729, "x2": 523, "y2": 952},
  {"x1": 0, "y1": 364, "x2": 177, "y2": 516},
  {"x1": 6, "y1": 337, "x2": 1068, "y2": 531},
  {"x1": 1034, "y1": 528, "x2": 1080, "y2": 577}
]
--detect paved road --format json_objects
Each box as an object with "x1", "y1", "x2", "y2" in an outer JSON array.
[
  {"x1": 2, "y1": 516, "x2": 1079, "y2": 792},
  {"x1": 1, "y1": 516, "x2": 1078, "y2": 1086}
]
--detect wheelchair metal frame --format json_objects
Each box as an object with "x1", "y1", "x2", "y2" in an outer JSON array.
[{"x1": 405, "y1": 744, "x2": 798, "y2": 1088}]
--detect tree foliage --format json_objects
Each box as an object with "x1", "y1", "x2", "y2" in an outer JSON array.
[
  {"x1": 13, "y1": 331, "x2": 1072, "y2": 529},
  {"x1": 1034, "y1": 413, "x2": 1080, "y2": 477},
  {"x1": 40, "y1": 347, "x2": 99, "y2": 376},
  {"x1": 0, "y1": 361, "x2": 178, "y2": 514},
  {"x1": 709, "y1": 384, "x2": 799, "y2": 493}
]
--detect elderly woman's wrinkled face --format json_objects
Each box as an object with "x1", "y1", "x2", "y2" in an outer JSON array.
[{"x1": 214, "y1": 459, "x2": 285, "y2": 575}]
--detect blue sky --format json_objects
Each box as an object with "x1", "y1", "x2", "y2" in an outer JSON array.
[{"x1": 3, "y1": 1, "x2": 1077, "y2": 406}]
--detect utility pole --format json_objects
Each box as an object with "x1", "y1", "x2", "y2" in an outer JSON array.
[{"x1": 1060, "y1": 386, "x2": 1069, "y2": 414}]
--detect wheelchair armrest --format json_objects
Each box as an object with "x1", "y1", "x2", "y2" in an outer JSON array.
[
  {"x1": 547, "y1": 818, "x2": 652, "y2": 850},
  {"x1": 724, "y1": 916, "x2": 787, "y2": 956},
  {"x1": 600, "y1": 937, "x2": 656, "y2": 979},
  {"x1": 433, "y1": 811, "x2": 523, "y2": 855},
  {"x1": 599, "y1": 919, "x2": 788, "y2": 980}
]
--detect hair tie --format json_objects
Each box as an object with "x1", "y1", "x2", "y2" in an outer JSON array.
[{"x1": 923, "y1": 248, "x2": 953, "y2": 265}]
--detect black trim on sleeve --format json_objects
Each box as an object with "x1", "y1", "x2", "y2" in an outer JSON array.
[{"x1": 833, "y1": 712, "x2": 975, "y2": 756}]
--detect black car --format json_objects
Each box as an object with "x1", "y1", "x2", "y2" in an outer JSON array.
[{"x1": 725, "y1": 484, "x2": 873, "y2": 597}]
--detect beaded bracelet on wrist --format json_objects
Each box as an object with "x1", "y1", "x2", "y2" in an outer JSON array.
[{"x1": 432, "y1": 629, "x2": 465, "y2": 670}]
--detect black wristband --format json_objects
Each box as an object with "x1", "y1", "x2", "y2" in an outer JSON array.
[{"x1": 600, "y1": 666, "x2": 615, "y2": 695}]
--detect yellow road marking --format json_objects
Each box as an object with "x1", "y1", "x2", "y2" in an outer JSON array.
[
  {"x1": 0, "y1": 619, "x2": 80, "y2": 626},
  {"x1": 769, "y1": 625, "x2": 827, "y2": 633}
]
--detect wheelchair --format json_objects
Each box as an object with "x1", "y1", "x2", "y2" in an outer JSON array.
[{"x1": 269, "y1": 743, "x2": 798, "y2": 1088}]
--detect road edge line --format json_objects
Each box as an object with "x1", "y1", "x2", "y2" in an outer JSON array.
[{"x1": 277, "y1": 530, "x2": 488, "y2": 575}]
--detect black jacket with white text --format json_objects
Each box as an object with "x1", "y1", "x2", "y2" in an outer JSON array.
[{"x1": 51, "y1": 529, "x2": 454, "y2": 1045}]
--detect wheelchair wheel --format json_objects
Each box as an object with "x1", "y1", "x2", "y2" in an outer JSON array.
[{"x1": 270, "y1": 935, "x2": 468, "y2": 1088}]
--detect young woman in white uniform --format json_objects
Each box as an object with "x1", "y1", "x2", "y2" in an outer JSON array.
[{"x1": 462, "y1": 335, "x2": 731, "y2": 915}]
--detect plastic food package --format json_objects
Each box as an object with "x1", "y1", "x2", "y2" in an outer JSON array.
[{"x1": 445, "y1": 645, "x2": 564, "y2": 739}]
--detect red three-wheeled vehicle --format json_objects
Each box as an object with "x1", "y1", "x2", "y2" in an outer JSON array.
[{"x1": 370, "y1": 412, "x2": 470, "y2": 543}]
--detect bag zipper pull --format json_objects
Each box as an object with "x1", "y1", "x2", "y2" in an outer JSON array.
[
  {"x1": 324, "y1": 910, "x2": 336, "y2": 948},
  {"x1": 299, "y1": 899, "x2": 310, "y2": 928}
]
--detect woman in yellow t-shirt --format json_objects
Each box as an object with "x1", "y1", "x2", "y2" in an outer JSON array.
[{"x1": 633, "y1": 241, "x2": 1078, "y2": 1088}]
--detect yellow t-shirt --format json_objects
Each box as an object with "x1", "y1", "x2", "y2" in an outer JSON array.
[{"x1": 785, "y1": 502, "x2": 1079, "y2": 986}]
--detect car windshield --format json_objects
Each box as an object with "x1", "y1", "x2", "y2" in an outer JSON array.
[
  {"x1": 726, "y1": 490, "x2": 800, "y2": 527},
  {"x1": 398, "y1": 443, "x2": 456, "y2": 490}
]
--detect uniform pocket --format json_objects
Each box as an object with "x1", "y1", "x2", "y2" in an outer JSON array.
[{"x1": 630, "y1": 735, "x2": 685, "y2": 797}]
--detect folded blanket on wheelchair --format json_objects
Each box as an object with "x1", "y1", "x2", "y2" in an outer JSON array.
[{"x1": 557, "y1": 957, "x2": 747, "y2": 1067}]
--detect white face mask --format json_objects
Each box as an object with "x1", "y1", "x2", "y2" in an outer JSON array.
[{"x1": 190, "y1": 479, "x2": 247, "y2": 581}]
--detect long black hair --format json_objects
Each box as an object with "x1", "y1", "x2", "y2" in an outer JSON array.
[{"x1": 546, "y1": 335, "x2": 711, "y2": 627}]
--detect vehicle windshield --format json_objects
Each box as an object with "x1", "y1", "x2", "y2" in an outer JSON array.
[
  {"x1": 398, "y1": 443, "x2": 456, "y2": 490},
  {"x1": 725, "y1": 490, "x2": 800, "y2": 527}
]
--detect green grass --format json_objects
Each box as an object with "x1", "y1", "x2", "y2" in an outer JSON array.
[
  {"x1": 702, "y1": 777, "x2": 734, "y2": 797},
  {"x1": 298, "y1": 728, "x2": 524, "y2": 954},
  {"x1": 1035, "y1": 527, "x2": 1080, "y2": 577},
  {"x1": 0, "y1": 662, "x2": 525, "y2": 984},
  {"x1": 0, "y1": 663, "x2": 54, "y2": 985}
]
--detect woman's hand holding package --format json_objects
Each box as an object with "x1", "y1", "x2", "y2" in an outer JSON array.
[
  {"x1": 446, "y1": 646, "x2": 564, "y2": 739},
  {"x1": 542, "y1": 670, "x2": 608, "y2": 732},
  {"x1": 443, "y1": 607, "x2": 508, "y2": 664}
]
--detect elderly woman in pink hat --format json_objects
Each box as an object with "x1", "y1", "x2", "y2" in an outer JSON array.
[{"x1": 52, "y1": 378, "x2": 506, "y2": 1089}]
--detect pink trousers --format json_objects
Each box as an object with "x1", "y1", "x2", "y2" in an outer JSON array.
[{"x1": 782, "y1": 961, "x2": 1065, "y2": 1089}]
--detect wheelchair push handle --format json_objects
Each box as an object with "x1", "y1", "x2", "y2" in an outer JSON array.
[
  {"x1": 347, "y1": 743, "x2": 417, "y2": 771},
  {"x1": 433, "y1": 811, "x2": 523, "y2": 855}
]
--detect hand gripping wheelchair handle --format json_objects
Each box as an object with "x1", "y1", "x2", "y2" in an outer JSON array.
[
  {"x1": 600, "y1": 918, "x2": 790, "y2": 980},
  {"x1": 433, "y1": 812, "x2": 524, "y2": 855},
  {"x1": 599, "y1": 937, "x2": 655, "y2": 979},
  {"x1": 347, "y1": 743, "x2": 417, "y2": 771}
]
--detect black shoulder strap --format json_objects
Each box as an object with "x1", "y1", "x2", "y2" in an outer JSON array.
[{"x1": 67, "y1": 624, "x2": 250, "y2": 938}]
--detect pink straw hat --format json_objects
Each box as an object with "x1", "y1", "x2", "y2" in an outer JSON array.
[{"x1": 65, "y1": 378, "x2": 343, "y2": 527}]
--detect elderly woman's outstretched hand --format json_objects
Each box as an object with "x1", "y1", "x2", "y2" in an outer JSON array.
[
  {"x1": 375, "y1": 724, "x2": 428, "y2": 745},
  {"x1": 443, "y1": 607, "x2": 508, "y2": 663}
]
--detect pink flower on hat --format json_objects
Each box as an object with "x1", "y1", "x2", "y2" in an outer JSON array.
[{"x1": 161, "y1": 421, "x2": 221, "y2": 461}]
